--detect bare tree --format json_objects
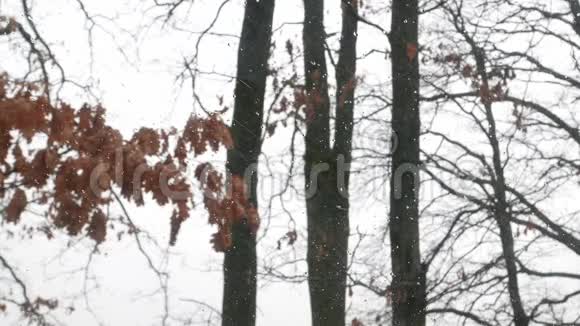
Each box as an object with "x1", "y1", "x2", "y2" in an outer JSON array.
[{"x1": 222, "y1": 1, "x2": 275, "y2": 326}]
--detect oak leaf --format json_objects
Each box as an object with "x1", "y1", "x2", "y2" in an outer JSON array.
[
  {"x1": 88, "y1": 210, "x2": 107, "y2": 243},
  {"x1": 406, "y1": 43, "x2": 418, "y2": 63},
  {"x1": 6, "y1": 189, "x2": 27, "y2": 223}
]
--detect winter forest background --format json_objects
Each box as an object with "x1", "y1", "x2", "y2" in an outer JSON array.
[{"x1": 0, "y1": 0, "x2": 579, "y2": 325}]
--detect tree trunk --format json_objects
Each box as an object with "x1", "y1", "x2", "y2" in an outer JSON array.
[
  {"x1": 388, "y1": 1, "x2": 426, "y2": 326},
  {"x1": 222, "y1": 1, "x2": 275, "y2": 326},
  {"x1": 302, "y1": 1, "x2": 358, "y2": 325},
  {"x1": 472, "y1": 45, "x2": 529, "y2": 326},
  {"x1": 451, "y1": 10, "x2": 529, "y2": 322}
]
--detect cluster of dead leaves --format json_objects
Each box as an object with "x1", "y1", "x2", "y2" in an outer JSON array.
[
  {"x1": 0, "y1": 16, "x2": 18, "y2": 36},
  {"x1": 338, "y1": 77, "x2": 358, "y2": 110},
  {"x1": 434, "y1": 51, "x2": 515, "y2": 105},
  {"x1": 292, "y1": 69, "x2": 329, "y2": 124},
  {"x1": 478, "y1": 82, "x2": 506, "y2": 105},
  {"x1": 293, "y1": 86, "x2": 324, "y2": 124},
  {"x1": 175, "y1": 114, "x2": 233, "y2": 163},
  {"x1": 194, "y1": 163, "x2": 259, "y2": 252},
  {"x1": 276, "y1": 230, "x2": 297, "y2": 250},
  {"x1": 0, "y1": 74, "x2": 237, "y2": 248},
  {"x1": 406, "y1": 42, "x2": 418, "y2": 63},
  {"x1": 351, "y1": 318, "x2": 364, "y2": 326},
  {"x1": 515, "y1": 219, "x2": 537, "y2": 237},
  {"x1": 173, "y1": 114, "x2": 258, "y2": 250}
]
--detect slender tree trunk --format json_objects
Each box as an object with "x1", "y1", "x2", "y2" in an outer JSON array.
[
  {"x1": 450, "y1": 8, "x2": 530, "y2": 321},
  {"x1": 481, "y1": 83, "x2": 529, "y2": 326},
  {"x1": 302, "y1": 1, "x2": 357, "y2": 325},
  {"x1": 473, "y1": 47, "x2": 529, "y2": 326},
  {"x1": 222, "y1": 1, "x2": 275, "y2": 326},
  {"x1": 388, "y1": 1, "x2": 426, "y2": 326}
]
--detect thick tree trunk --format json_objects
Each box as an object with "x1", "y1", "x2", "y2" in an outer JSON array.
[
  {"x1": 388, "y1": 1, "x2": 426, "y2": 326},
  {"x1": 302, "y1": 1, "x2": 357, "y2": 325},
  {"x1": 222, "y1": 1, "x2": 275, "y2": 326}
]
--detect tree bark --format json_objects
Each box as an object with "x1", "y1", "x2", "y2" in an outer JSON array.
[
  {"x1": 222, "y1": 1, "x2": 275, "y2": 326},
  {"x1": 448, "y1": 7, "x2": 530, "y2": 323},
  {"x1": 477, "y1": 57, "x2": 529, "y2": 326},
  {"x1": 388, "y1": 1, "x2": 426, "y2": 326},
  {"x1": 301, "y1": 1, "x2": 358, "y2": 325},
  {"x1": 473, "y1": 44, "x2": 530, "y2": 326}
]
